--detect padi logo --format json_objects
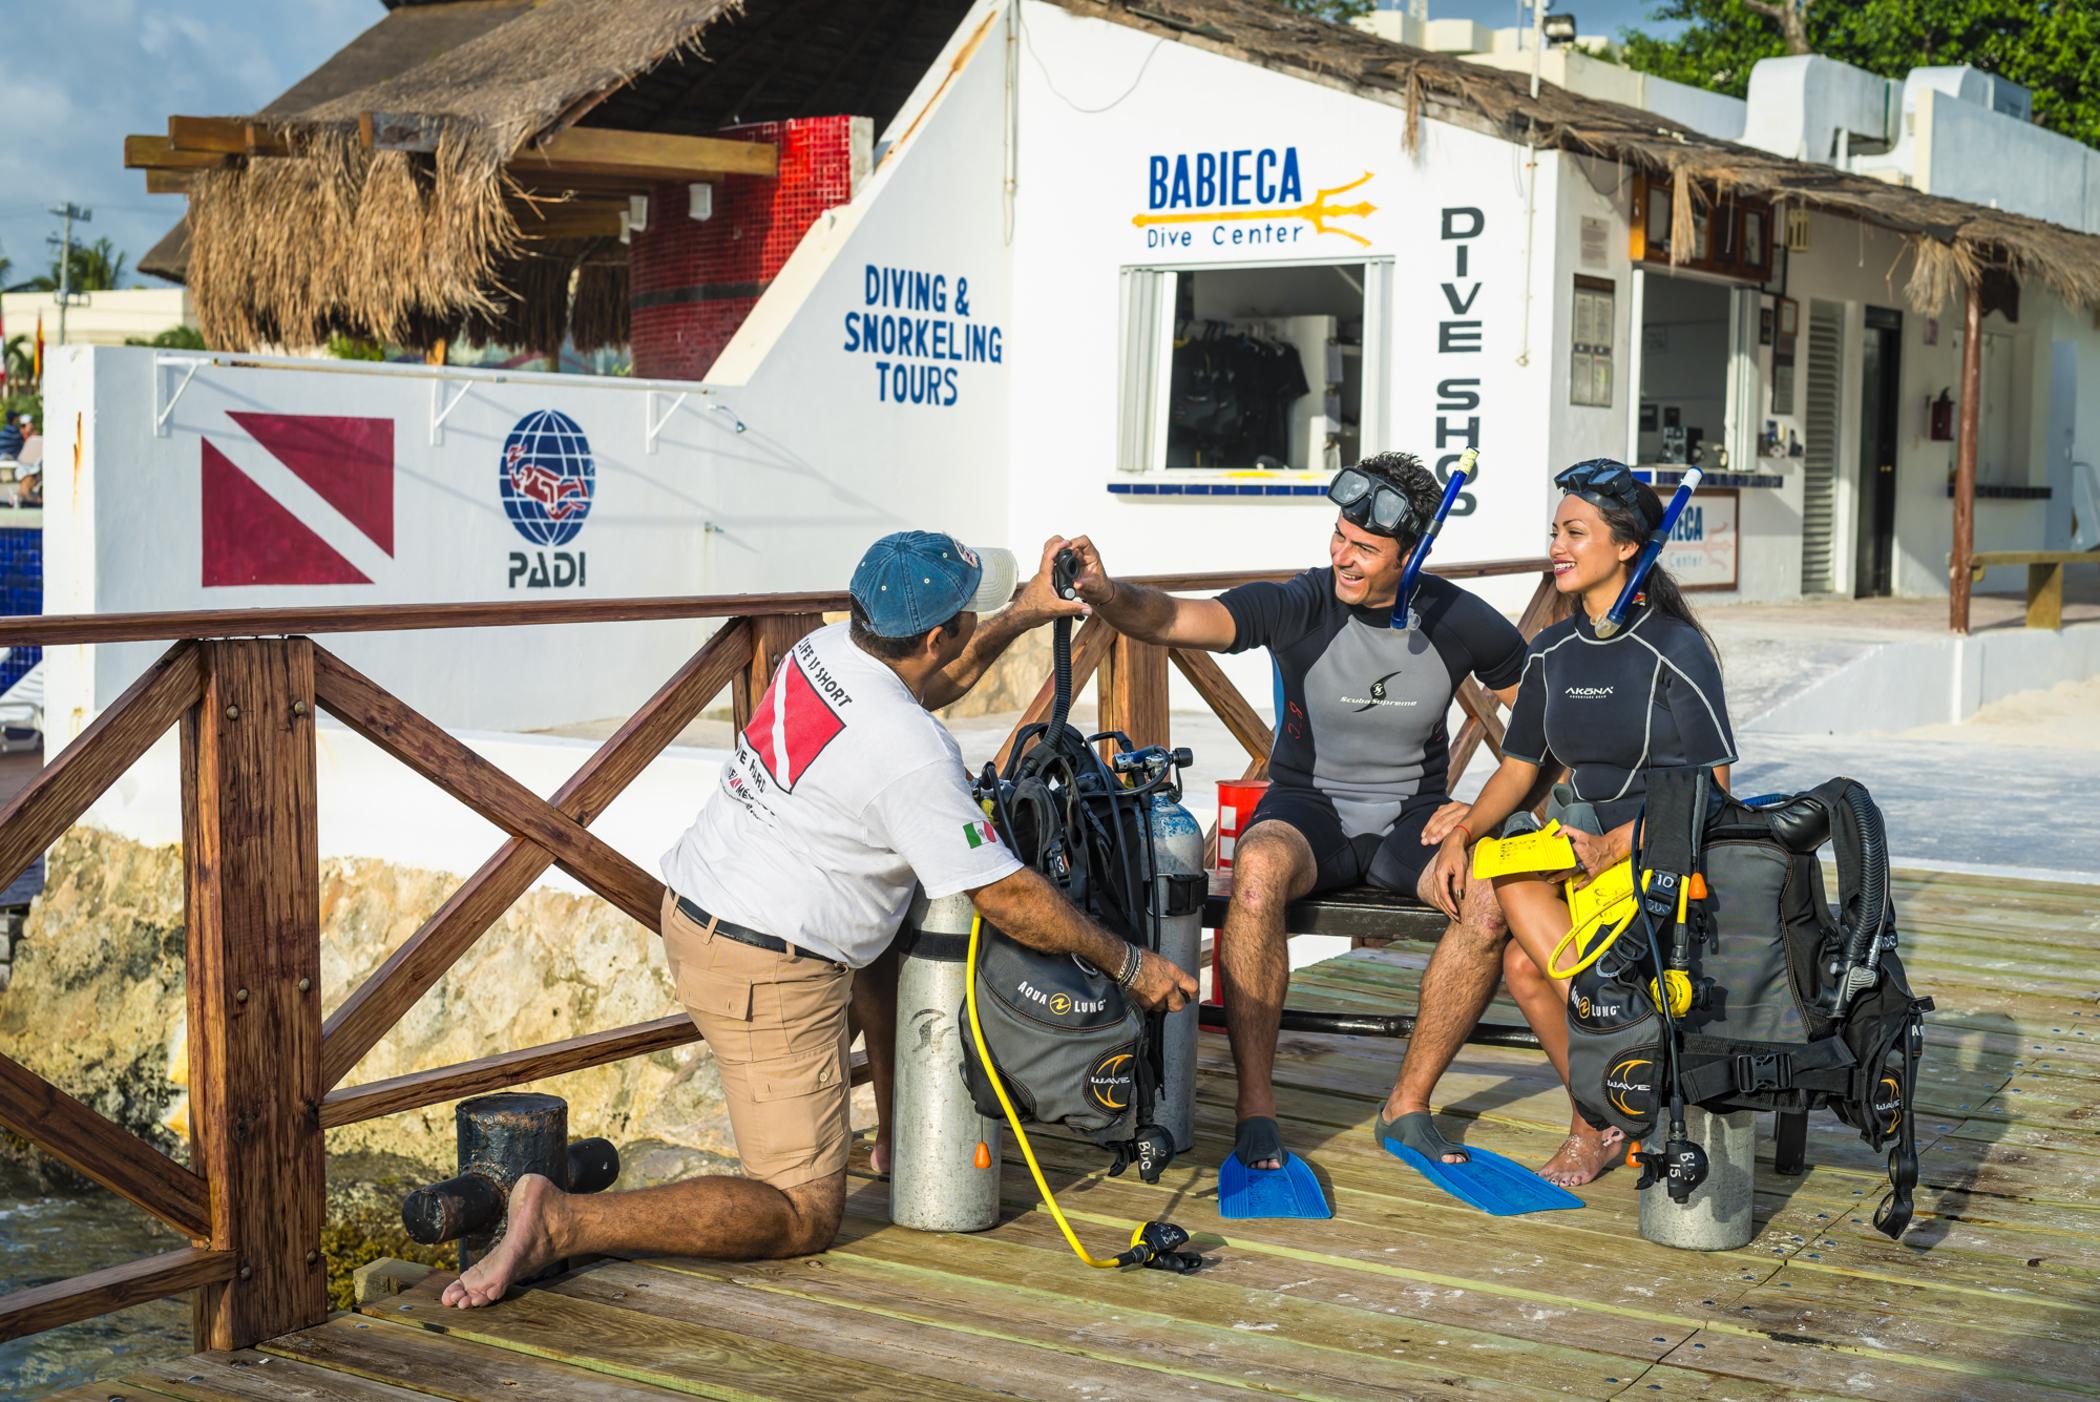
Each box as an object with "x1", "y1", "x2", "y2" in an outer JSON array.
[
  {"x1": 1085, "y1": 1050, "x2": 1136, "y2": 1113},
  {"x1": 1347, "y1": 670, "x2": 1418, "y2": 712},
  {"x1": 1606, "y1": 1056, "x2": 1656, "y2": 1119},
  {"x1": 1019, "y1": 979, "x2": 1105, "y2": 1016},
  {"x1": 1563, "y1": 685, "x2": 1615, "y2": 699},
  {"x1": 500, "y1": 408, "x2": 593, "y2": 589}
]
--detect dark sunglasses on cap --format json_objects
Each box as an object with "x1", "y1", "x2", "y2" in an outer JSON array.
[{"x1": 1327, "y1": 467, "x2": 1426, "y2": 539}]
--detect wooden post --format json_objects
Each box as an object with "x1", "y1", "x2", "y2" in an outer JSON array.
[
  {"x1": 2027, "y1": 561, "x2": 2064, "y2": 630},
  {"x1": 1951, "y1": 277, "x2": 1983, "y2": 635},
  {"x1": 183, "y1": 639, "x2": 326, "y2": 1350},
  {"x1": 732, "y1": 614, "x2": 825, "y2": 732},
  {"x1": 1098, "y1": 632, "x2": 1171, "y2": 753}
]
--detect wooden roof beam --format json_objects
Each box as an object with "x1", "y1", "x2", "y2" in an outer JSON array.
[
  {"x1": 516, "y1": 126, "x2": 777, "y2": 183},
  {"x1": 510, "y1": 199, "x2": 627, "y2": 239},
  {"x1": 123, "y1": 135, "x2": 229, "y2": 171},
  {"x1": 144, "y1": 170, "x2": 195, "y2": 196},
  {"x1": 167, "y1": 115, "x2": 289, "y2": 158}
]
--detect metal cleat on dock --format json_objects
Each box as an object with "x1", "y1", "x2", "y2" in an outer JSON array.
[{"x1": 400, "y1": 1092, "x2": 620, "y2": 1272}]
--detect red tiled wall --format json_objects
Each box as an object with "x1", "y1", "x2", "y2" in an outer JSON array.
[{"x1": 629, "y1": 116, "x2": 863, "y2": 381}]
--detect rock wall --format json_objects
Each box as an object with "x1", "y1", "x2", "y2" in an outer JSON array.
[{"x1": 0, "y1": 826, "x2": 761, "y2": 1184}]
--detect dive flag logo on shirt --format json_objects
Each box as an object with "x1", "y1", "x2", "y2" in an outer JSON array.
[{"x1": 742, "y1": 656, "x2": 846, "y2": 792}]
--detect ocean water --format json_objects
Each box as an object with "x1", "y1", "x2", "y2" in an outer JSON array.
[{"x1": 0, "y1": 1172, "x2": 193, "y2": 1396}]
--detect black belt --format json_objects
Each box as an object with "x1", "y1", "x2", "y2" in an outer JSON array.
[{"x1": 676, "y1": 895, "x2": 814, "y2": 961}]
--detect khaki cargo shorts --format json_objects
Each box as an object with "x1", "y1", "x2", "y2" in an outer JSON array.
[{"x1": 659, "y1": 889, "x2": 853, "y2": 1191}]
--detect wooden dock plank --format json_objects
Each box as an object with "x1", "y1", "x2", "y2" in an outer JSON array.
[
  {"x1": 117, "y1": 1349, "x2": 429, "y2": 1400},
  {"x1": 264, "y1": 1313, "x2": 697, "y2": 1400},
  {"x1": 354, "y1": 1272, "x2": 1009, "y2": 1400},
  {"x1": 564, "y1": 1259, "x2": 1268, "y2": 1400}
]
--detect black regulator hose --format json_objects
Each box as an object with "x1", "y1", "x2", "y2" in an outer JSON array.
[
  {"x1": 1045, "y1": 550, "x2": 1080, "y2": 745},
  {"x1": 1839, "y1": 782, "x2": 1890, "y2": 968}
]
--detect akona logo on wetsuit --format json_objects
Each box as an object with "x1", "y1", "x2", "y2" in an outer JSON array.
[{"x1": 1563, "y1": 685, "x2": 1616, "y2": 698}]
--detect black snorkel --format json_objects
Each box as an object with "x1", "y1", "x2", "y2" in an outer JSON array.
[{"x1": 1390, "y1": 448, "x2": 1473, "y2": 631}]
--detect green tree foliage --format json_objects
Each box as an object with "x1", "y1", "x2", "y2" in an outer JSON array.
[
  {"x1": 125, "y1": 324, "x2": 207, "y2": 349},
  {"x1": 1270, "y1": 0, "x2": 1374, "y2": 23},
  {"x1": 1619, "y1": 0, "x2": 2100, "y2": 149},
  {"x1": 29, "y1": 236, "x2": 131, "y2": 294},
  {"x1": 326, "y1": 334, "x2": 387, "y2": 361}
]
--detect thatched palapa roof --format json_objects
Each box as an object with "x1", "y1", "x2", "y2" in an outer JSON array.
[
  {"x1": 139, "y1": 0, "x2": 2100, "y2": 353},
  {"x1": 1054, "y1": 0, "x2": 2100, "y2": 312}
]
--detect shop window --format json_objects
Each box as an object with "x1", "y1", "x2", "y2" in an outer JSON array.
[
  {"x1": 1629, "y1": 175, "x2": 1773, "y2": 284},
  {"x1": 1117, "y1": 261, "x2": 1389, "y2": 473},
  {"x1": 1570, "y1": 275, "x2": 1615, "y2": 408}
]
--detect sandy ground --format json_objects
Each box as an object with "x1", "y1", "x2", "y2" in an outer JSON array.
[{"x1": 1905, "y1": 673, "x2": 2100, "y2": 749}]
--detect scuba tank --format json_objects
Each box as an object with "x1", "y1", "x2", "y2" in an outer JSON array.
[
  {"x1": 1562, "y1": 768, "x2": 1933, "y2": 1239},
  {"x1": 954, "y1": 549, "x2": 1204, "y2": 1273}
]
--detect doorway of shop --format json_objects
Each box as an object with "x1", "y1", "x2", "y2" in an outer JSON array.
[{"x1": 1854, "y1": 307, "x2": 1903, "y2": 597}]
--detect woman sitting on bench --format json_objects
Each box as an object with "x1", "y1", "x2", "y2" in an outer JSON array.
[{"x1": 1424, "y1": 461, "x2": 1735, "y2": 1186}]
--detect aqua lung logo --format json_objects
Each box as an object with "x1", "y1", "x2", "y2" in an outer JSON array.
[
  {"x1": 1086, "y1": 1049, "x2": 1136, "y2": 1113},
  {"x1": 1019, "y1": 978, "x2": 1105, "y2": 1017},
  {"x1": 1606, "y1": 1055, "x2": 1656, "y2": 1120}
]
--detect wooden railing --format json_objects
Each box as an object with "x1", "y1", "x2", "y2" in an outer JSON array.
[{"x1": 0, "y1": 557, "x2": 1552, "y2": 1351}]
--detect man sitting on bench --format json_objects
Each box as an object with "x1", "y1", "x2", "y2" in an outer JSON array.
[{"x1": 1055, "y1": 452, "x2": 1526, "y2": 1200}]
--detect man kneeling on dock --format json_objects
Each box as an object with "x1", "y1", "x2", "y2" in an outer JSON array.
[
  {"x1": 443, "y1": 532, "x2": 1194, "y2": 1308},
  {"x1": 1056, "y1": 452, "x2": 1530, "y2": 1207}
]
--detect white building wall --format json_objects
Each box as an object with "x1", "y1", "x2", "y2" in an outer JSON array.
[
  {"x1": 1, "y1": 288, "x2": 195, "y2": 350},
  {"x1": 1008, "y1": 0, "x2": 1560, "y2": 711},
  {"x1": 1911, "y1": 87, "x2": 2100, "y2": 233}
]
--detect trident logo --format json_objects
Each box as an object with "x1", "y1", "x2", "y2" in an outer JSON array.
[{"x1": 1130, "y1": 172, "x2": 1377, "y2": 247}]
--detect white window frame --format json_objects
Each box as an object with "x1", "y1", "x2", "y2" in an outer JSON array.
[{"x1": 1115, "y1": 256, "x2": 1392, "y2": 480}]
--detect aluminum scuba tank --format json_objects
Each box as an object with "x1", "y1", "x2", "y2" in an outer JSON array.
[
  {"x1": 891, "y1": 888, "x2": 1001, "y2": 1232},
  {"x1": 1149, "y1": 787, "x2": 1207, "y2": 1155}
]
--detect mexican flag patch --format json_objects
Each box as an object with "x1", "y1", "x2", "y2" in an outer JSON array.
[{"x1": 963, "y1": 819, "x2": 1001, "y2": 849}]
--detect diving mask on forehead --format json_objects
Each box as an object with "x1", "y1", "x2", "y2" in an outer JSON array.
[{"x1": 1327, "y1": 467, "x2": 1426, "y2": 539}]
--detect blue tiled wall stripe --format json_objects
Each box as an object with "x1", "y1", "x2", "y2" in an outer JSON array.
[
  {"x1": 1107, "y1": 482, "x2": 1329, "y2": 497},
  {"x1": 0, "y1": 526, "x2": 41, "y2": 694}
]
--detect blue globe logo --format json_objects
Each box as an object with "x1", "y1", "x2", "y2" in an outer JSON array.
[{"x1": 499, "y1": 409, "x2": 595, "y2": 547}]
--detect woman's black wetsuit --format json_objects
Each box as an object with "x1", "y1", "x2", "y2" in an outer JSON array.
[{"x1": 1501, "y1": 604, "x2": 1736, "y2": 831}]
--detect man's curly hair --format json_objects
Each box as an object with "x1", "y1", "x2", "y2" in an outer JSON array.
[{"x1": 1348, "y1": 451, "x2": 1441, "y2": 548}]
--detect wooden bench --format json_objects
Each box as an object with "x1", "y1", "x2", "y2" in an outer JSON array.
[
  {"x1": 1969, "y1": 549, "x2": 2100, "y2": 629},
  {"x1": 1199, "y1": 868, "x2": 1541, "y2": 1049}
]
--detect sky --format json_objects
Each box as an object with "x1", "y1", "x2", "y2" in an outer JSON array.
[{"x1": 0, "y1": 0, "x2": 1680, "y2": 292}]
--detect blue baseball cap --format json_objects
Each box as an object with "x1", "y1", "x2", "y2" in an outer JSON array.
[{"x1": 849, "y1": 531, "x2": 1018, "y2": 638}]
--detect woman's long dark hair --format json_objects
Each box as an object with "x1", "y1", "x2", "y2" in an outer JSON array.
[{"x1": 1562, "y1": 482, "x2": 1717, "y2": 657}]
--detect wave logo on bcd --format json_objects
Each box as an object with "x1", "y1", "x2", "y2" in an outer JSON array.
[
  {"x1": 1086, "y1": 1050, "x2": 1136, "y2": 1114},
  {"x1": 500, "y1": 409, "x2": 593, "y2": 588}
]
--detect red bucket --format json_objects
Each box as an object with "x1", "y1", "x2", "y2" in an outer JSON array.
[
  {"x1": 1215, "y1": 779, "x2": 1270, "y2": 870},
  {"x1": 1208, "y1": 779, "x2": 1270, "y2": 1009}
]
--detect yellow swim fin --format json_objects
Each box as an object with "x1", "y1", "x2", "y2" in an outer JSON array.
[{"x1": 1471, "y1": 821, "x2": 1579, "y2": 880}]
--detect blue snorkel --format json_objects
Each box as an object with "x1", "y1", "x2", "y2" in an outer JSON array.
[
  {"x1": 1594, "y1": 467, "x2": 1702, "y2": 639},
  {"x1": 1391, "y1": 448, "x2": 1473, "y2": 630}
]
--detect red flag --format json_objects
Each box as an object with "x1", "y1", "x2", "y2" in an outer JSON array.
[{"x1": 741, "y1": 655, "x2": 846, "y2": 792}]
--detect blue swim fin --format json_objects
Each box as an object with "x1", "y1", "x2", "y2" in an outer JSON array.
[
  {"x1": 1378, "y1": 1118, "x2": 1583, "y2": 1217},
  {"x1": 1219, "y1": 1118, "x2": 1332, "y2": 1220},
  {"x1": 1217, "y1": 1151, "x2": 1332, "y2": 1220}
]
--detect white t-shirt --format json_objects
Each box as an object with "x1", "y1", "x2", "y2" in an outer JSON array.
[{"x1": 661, "y1": 621, "x2": 1023, "y2": 968}]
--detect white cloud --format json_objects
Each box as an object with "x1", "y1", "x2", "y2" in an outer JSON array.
[{"x1": 0, "y1": 0, "x2": 377, "y2": 290}]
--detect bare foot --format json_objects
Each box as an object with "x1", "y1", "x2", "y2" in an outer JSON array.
[
  {"x1": 1539, "y1": 1125, "x2": 1624, "y2": 1188},
  {"x1": 869, "y1": 1134, "x2": 891, "y2": 1177},
  {"x1": 440, "y1": 1173, "x2": 567, "y2": 1308}
]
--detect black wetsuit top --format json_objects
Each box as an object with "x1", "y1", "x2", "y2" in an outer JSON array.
[
  {"x1": 1502, "y1": 605, "x2": 1737, "y2": 830},
  {"x1": 1218, "y1": 570, "x2": 1527, "y2": 836}
]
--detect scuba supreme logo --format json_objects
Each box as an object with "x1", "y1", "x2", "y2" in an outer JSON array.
[
  {"x1": 1606, "y1": 1055, "x2": 1657, "y2": 1120},
  {"x1": 1346, "y1": 670, "x2": 1420, "y2": 713},
  {"x1": 1085, "y1": 1050, "x2": 1136, "y2": 1113},
  {"x1": 1563, "y1": 685, "x2": 1615, "y2": 699}
]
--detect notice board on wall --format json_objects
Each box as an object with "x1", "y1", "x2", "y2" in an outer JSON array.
[{"x1": 1663, "y1": 487, "x2": 1738, "y2": 591}]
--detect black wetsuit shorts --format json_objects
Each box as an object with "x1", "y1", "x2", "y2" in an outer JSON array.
[{"x1": 1247, "y1": 786, "x2": 1449, "y2": 897}]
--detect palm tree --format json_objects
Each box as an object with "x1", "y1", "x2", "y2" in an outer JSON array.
[
  {"x1": 30, "y1": 237, "x2": 131, "y2": 294},
  {"x1": 2, "y1": 336, "x2": 30, "y2": 388}
]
